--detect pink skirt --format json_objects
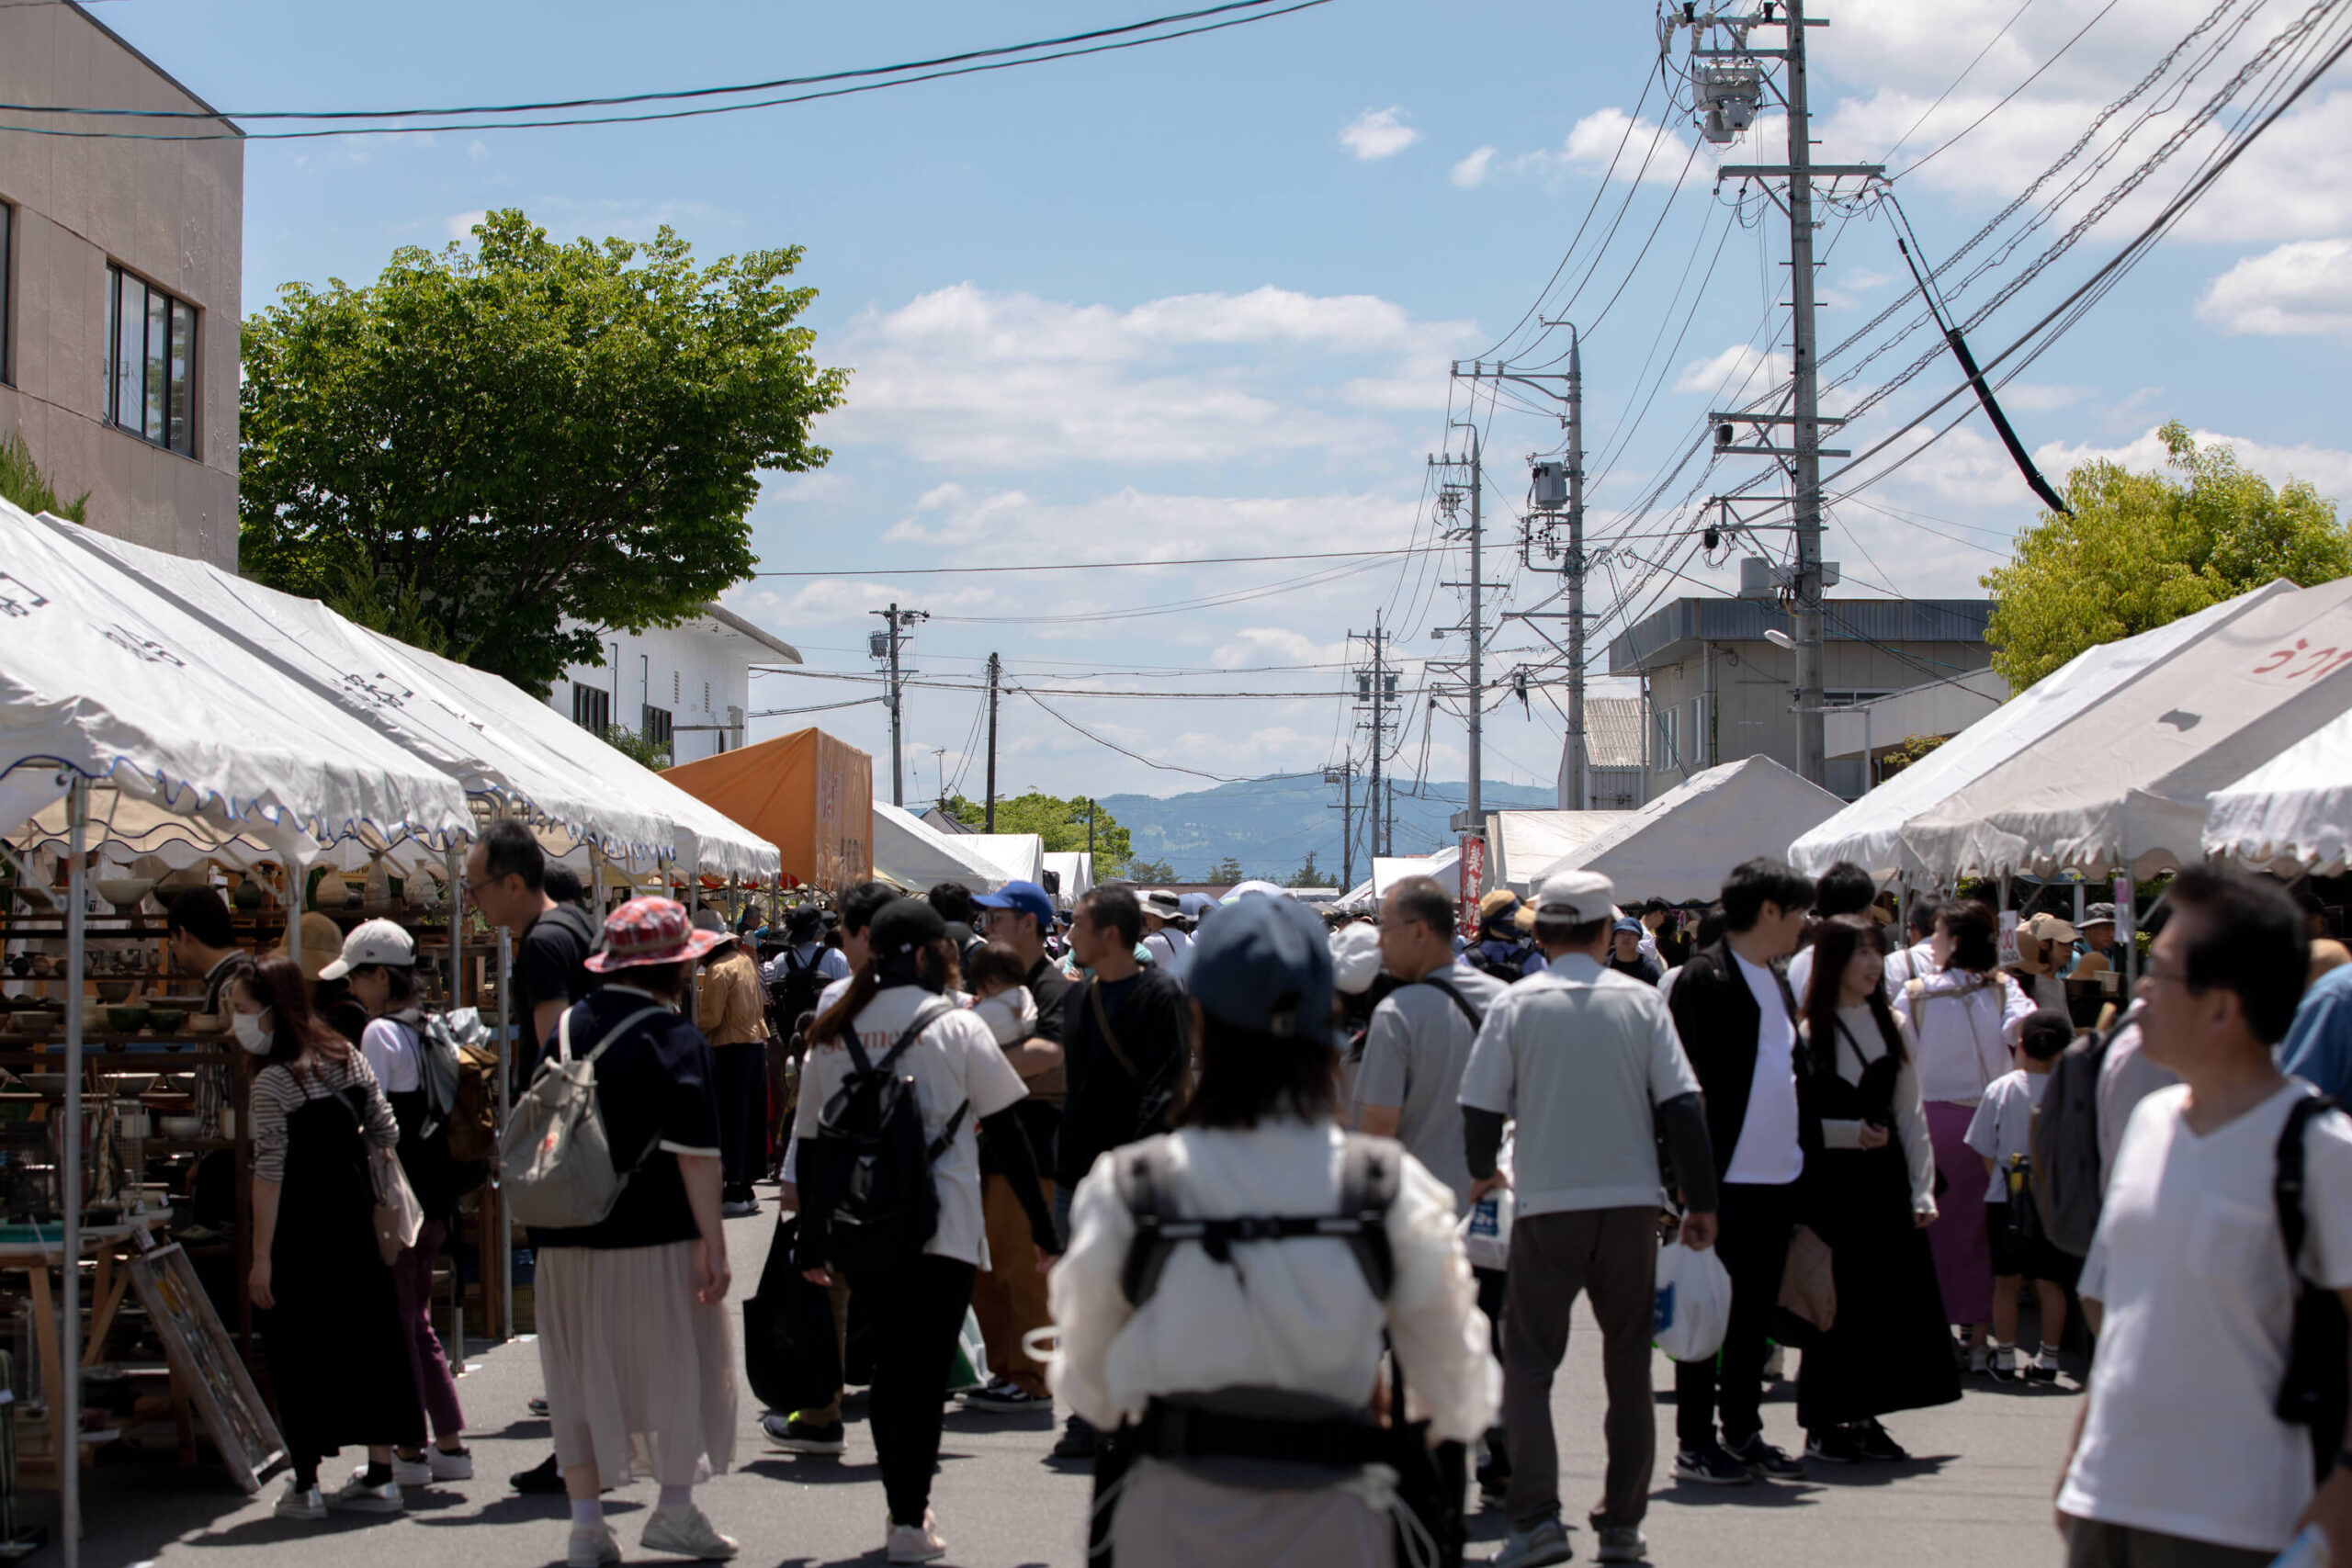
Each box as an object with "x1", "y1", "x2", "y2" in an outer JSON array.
[
  {"x1": 1925, "y1": 1100, "x2": 1993, "y2": 1325},
  {"x1": 536, "y1": 1241, "x2": 737, "y2": 1490}
]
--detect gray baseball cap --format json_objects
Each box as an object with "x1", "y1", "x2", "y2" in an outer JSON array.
[{"x1": 1188, "y1": 892, "x2": 1335, "y2": 1045}]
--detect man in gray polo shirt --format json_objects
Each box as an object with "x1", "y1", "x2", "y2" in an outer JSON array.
[
  {"x1": 1461, "y1": 869, "x2": 1720, "y2": 1568},
  {"x1": 1357, "y1": 874, "x2": 1507, "y2": 1213}
]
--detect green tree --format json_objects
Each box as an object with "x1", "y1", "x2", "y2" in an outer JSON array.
[
  {"x1": 1124, "y1": 856, "x2": 1179, "y2": 884},
  {"x1": 1206, "y1": 856, "x2": 1244, "y2": 885},
  {"x1": 1283, "y1": 851, "x2": 1325, "y2": 889},
  {"x1": 240, "y1": 209, "x2": 848, "y2": 695},
  {"x1": 602, "y1": 725, "x2": 672, "y2": 772},
  {"x1": 0, "y1": 431, "x2": 86, "y2": 524},
  {"x1": 941, "y1": 792, "x2": 1133, "y2": 876},
  {"x1": 1982, "y1": 422, "x2": 2352, "y2": 691}
]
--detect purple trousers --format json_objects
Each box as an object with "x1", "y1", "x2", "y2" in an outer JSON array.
[
  {"x1": 393, "y1": 1218, "x2": 465, "y2": 1440},
  {"x1": 1925, "y1": 1101, "x2": 1993, "y2": 1325}
]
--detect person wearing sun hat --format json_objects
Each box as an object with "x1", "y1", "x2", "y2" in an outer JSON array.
[
  {"x1": 689, "y1": 908, "x2": 770, "y2": 1219},
  {"x1": 1046, "y1": 893, "x2": 1498, "y2": 1568},
  {"x1": 531, "y1": 897, "x2": 740, "y2": 1568}
]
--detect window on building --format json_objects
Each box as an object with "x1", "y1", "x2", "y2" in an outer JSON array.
[
  {"x1": 1656, "y1": 705, "x2": 1679, "y2": 769},
  {"x1": 571, "y1": 682, "x2": 611, "y2": 734},
  {"x1": 1690, "y1": 698, "x2": 1704, "y2": 768},
  {"x1": 106, "y1": 265, "x2": 197, "y2": 457},
  {"x1": 0, "y1": 201, "x2": 12, "y2": 385},
  {"x1": 642, "y1": 705, "x2": 673, "y2": 757}
]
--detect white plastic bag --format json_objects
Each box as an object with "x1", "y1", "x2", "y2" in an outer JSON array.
[
  {"x1": 1654, "y1": 1239, "x2": 1732, "y2": 1363},
  {"x1": 947, "y1": 1307, "x2": 989, "y2": 1393},
  {"x1": 1459, "y1": 1186, "x2": 1515, "y2": 1272}
]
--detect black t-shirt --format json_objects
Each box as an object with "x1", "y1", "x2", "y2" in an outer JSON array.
[
  {"x1": 1609, "y1": 953, "x2": 1664, "y2": 986},
  {"x1": 514, "y1": 903, "x2": 597, "y2": 1054},
  {"x1": 1025, "y1": 955, "x2": 1073, "y2": 1046},
  {"x1": 1057, "y1": 967, "x2": 1188, "y2": 1187},
  {"x1": 530, "y1": 988, "x2": 722, "y2": 1251}
]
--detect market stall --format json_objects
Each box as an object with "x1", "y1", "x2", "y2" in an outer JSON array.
[
  {"x1": 659, "y1": 728, "x2": 865, "y2": 889},
  {"x1": 872, "y1": 801, "x2": 1011, "y2": 893},
  {"x1": 1528, "y1": 755, "x2": 1845, "y2": 904},
  {"x1": 1487, "y1": 809, "x2": 1636, "y2": 895},
  {"x1": 1041, "y1": 851, "x2": 1093, "y2": 902},
  {"x1": 962, "y1": 832, "x2": 1045, "y2": 887},
  {"x1": 2203, "y1": 705, "x2": 2352, "y2": 873}
]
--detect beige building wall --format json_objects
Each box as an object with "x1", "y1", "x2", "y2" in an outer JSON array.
[{"x1": 0, "y1": 3, "x2": 241, "y2": 566}]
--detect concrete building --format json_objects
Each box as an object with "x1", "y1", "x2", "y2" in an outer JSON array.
[
  {"x1": 1557, "y1": 695, "x2": 1647, "y2": 810},
  {"x1": 1824, "y1": 666, "x2": 2010, "y2": 786},
  {"x1": 1607, "y1": 596, "x2": 1994, "y2": 802},
  {"x1": 548, "y1": 605, "x2": 802, "y2": 767},
  {"x1": 0, "y1": 3, "x2": 241, "y2": 566}
]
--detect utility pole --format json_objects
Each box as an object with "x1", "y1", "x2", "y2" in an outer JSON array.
[
  {"x1": 1324, "y1": 754, "x2": 1357, "y2": 893},
  {"x1": 1684, "y1": 0, "x2": 1871, "y2": 787},
  {"x1": 1350, "y1": 615, "x2": 1395, "y2": 862},
  {"x1": 1566, "y1": 332, "x2": 1587, "y2": 812},
  {"x1": 984, "y1": 652, "x2": 1001, "y2": 830},
  {"x1": 870, "y1": 604, "x2": 929, "y2": 807},
  {"x1": 1086, "y1": 798, "x2": 1096, "y2": 860},
  {"x1": 932, "y1": 747, "x2": 947, "y2": 813},
  {"x1": 1468, "y1": 425, "x2": 1484, "y2": 842}
]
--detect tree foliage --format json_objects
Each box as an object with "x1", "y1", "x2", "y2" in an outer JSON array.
[
  {"x1": 1873, "y1": 733, "x2": 1947, "y2": 783},
  {"x1": 941, "y1": 792, "x2": 1133, "y2": 876},
  {"x1": 0, "y1": 431, "x2": 86, "y2": 524},
  {"x1": 1982, "y1": 422, "x2": 2352, "y2": 691},
  {"x1": 239, "y1": 209, "x2": 848, "y2": 695},
  {"x1": 1206, "y1": 856, "x2": 1245, "y2": 885},
  {"x1": 1124, "y1": 856, "x2": 1179, "y2": 884},
  {"x1": 1283, "y1": 852, "x2": 1326, "y2": 888}
]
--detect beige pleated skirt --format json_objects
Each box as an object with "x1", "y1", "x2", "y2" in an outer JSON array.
[{"x1": 536, "y1": 1242, "x2": 738, "y2": 1490}]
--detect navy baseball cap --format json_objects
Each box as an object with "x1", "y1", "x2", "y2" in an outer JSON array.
[
  {"x1": 974, "y1": 880, "x2": 1055, "y2": 931},
  {"x1": 1189, "y1": 893, "x2": 1335, "y2": 1046},
  {"x1": 1612, "y1": 917, "x2": 1644, "y2": 935}
]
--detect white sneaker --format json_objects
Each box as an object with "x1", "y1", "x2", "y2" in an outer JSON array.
[
  {"x1": 1761, "y1": 1343, "x2": 1787, "y2": 1381},
  {"x1": 1989, "y1": 1343, "x2": 2019, "y2": 1381},
  {"x1": 390, "y1": 1453, "x2": 434, "y2": 1487},
  {"x1": 887, "y1": 1508, "x2": 949, "y2": 1563},
  {"x1": 568, "y1": 1524, "x2": 622, "y2": 1567},
  {"x1": 330, "y1": 1469, "x2": 403, "y2": 1513},
  {"x1": 429, "y1": 1446, "x2": 474, "y2": 1480},
  {"x1": 641, "y1": 1502, "x2": 740, "y2": 1560},
  {"x1": 273, "y1": 1478, "x2": 326, "y2": 1520},
  {"x1": 1967, "y1": 1342, "x2": 1991, "y2": 1376}
]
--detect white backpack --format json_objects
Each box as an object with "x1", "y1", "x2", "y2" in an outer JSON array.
[{"x1": 497, "y1": 1004, "x2": 667, "y2": 1229}]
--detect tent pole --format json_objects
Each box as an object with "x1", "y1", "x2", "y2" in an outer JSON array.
[
  {"x1": 61, "y1": 777, "x2": 87, "y2": 1567},
  {"x1": 446, "y1": 847, "x2": 464, "y2": 1010},
  {"x1": 496, "y1": 925, "x2": 513, "y2": 1343}
]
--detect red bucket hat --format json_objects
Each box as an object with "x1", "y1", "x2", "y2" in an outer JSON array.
[{"x1": 583, "y1": 896, "x2": 729, "y2": 973}]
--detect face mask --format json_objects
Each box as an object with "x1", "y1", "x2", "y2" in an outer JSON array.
[{"x1": 232, "y1": 1010, "x2": 273, "y2": 1055}]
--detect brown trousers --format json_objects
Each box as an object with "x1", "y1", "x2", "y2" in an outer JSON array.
[
  {"x1": 2064, "y1": 1519, "x2": 2273, "y2": 1568},
  {"x1": 1501, "y1": 1206, "x2": 1661, "y2": 1531},
  {"x1": 969, "y1": 1174, "x2": 1056, "y2": 1397}
]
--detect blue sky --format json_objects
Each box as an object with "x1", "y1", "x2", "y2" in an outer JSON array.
[{"x1": 104, "y1": 0, "x2": 2352, "y2": 807}]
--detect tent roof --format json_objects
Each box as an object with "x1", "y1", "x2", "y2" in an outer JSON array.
[
  {"x1": 1790, "y1": 579, "x2": 2301, "y2": 883},
  {"x1": 873, "y1": 801, "x2": 1012, "y2": 892},
  {"x1": 1532, "y1": 755, "x2": 1845, "y2": 903},
  {"x1": 2204, "y1": 706, "x2": 2352, "y2": 873},
  {"x1": 656, "y1": 728, "x2": 863, "y2": 886},
  {"x1": 963, "y1": 833, "x2": 1044, "y2": 886},
  {"x1": 1, "y1": 503, "x2": 472, "y2": 861},
  {"x1": 1489, "y1": 809, "x2": 1637, "y2": 893},
  {"x1": 1041, "y1": 851, "x2": 1093, "y2": 902}
]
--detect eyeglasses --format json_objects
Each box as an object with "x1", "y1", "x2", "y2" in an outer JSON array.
[
  {"x1": 462, "y1": 876, "x2": 505, "y2": 901},
  {"x1": 2140, "y1": 959, "x2": 2192, "y2": 988}
]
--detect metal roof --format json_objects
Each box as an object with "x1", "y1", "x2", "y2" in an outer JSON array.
[
  {"x1": 1609, "y1": 597, "x2": 1992, "y2": 675},
  {"x1": 1584, "y1": 697, "x2": 1646, "y2": 769}
]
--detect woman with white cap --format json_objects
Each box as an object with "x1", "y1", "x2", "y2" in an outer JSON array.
[
  {"x1": 1049, "y1": 894, "x2": 1498, "y2": 1568},
  {"x1": 530, "y1": 897, "x2": 739, "y2": 1567},
  {"x1": 321, "y1": 919, "x2": 472, "y2": 1488}
]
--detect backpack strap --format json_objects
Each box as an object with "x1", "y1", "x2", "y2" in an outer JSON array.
[
  {"x1": 2277, "y1": 1093, "x2": 2341, "y2": 1281},
  {"x1": 1114, "y1": 1134, "x2": 1403, "y2": 1308},
  {"x1": 868, "y1": 998, "x2": 956, "y2": 1076},
  {"x1": 1413, "y1": 973, "x2": 1487, "y2": 1032},
  {"x1": 556, "y1": 1003, "x2": 670, "y2": 1067}
]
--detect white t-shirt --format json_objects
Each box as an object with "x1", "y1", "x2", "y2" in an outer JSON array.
[
  {"x1": 791, "y1": 984, "x2": 1028, "y2": 1269},
  {"x1": 1141, "y1": 927, "x2": 1193, "y2": 982},
  {"x1": 2059, "y1": 1082, "x2": 2352, "y2": 1553},
  {"x1": 1964, "y1": 1066, "x2": 2047, "y2": 1204},
  {"x1": 1723, "y1": 952, "x2": 1804, "y2": 1186},
  {"x1": 359, "y1": 1011, "x2": 424, "y2": 1095}
]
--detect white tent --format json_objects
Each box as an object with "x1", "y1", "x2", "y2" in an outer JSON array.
[
  {"x1": 2203, "y1": 706, "x2": 2352, "y2": 872},
  {"x1": 1532, "y1": 756, "x2": 1845, "y2": 903},
  {"x1": 1042, "y1": 851, "x2": 1093, "y2": 902},
  {"x1": 1894, "y1": 575, "x2": 2352, "y2": 880},
  {"x1": 1365, "y1": 848, "x2": 1459, "y2": 903},
  {"x1": 1488, "y1": 809, "x2": 1637, "y2": 895},
  {"x1": 964, "y1": 832, "x2": 1045, "y2": 886},
  {"x1": 1791, "y1": 580, "x2": 2301, "y2": 883},
  {"x1": 873, "y1": 801, "x2": 1012, "y2": 891}
]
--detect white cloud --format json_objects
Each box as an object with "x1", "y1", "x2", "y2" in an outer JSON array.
[
  {"x1": 1340, "y1": 107, "x2": 1421, "y2": 161},
  {"x1": 2198, "y1": 239, "x2": 2352, "y2": 337},
  {"x1": 734, "y1": 578, "x2": 1003, "y2": 627},
  {"x1": 828, "y1": 283, "x2": 1476, "y2": 467},
  {"x1": 1674, "y1": 344, "x2": 1791, "y2": 397},
  {"x1": 1451, "y1": 146, "x2": 1498, "y2": 187},
  {"x1": 444, "y1": 210, "x2": 488, "y2": 242},
  {"x1": 466, "y1": 140, "x2": 489, "y2": 162},
  {"x1": 2035, "y1": 425, "x2": 2352, "y2": 503},
  {"x1": 874, "y1": 483, "x2": 1422, "y2": 565},
  {"x1": 1207, "y1": 627, "x2": 1351, "y2": 670}
]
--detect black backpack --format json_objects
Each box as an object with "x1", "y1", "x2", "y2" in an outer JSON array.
[
  {"x1": 1464, "y1": 939, "x2": 1532, "y2": 986},
  {"x1": 2031, "y1": 1022, "x2": 2115, "y2": 1257},
  {"x1": 1115, "y1": 1133, "x2": 1401, "y2": 1308},
  {"x1": 795, "y1": 1000, "x2": 966, "y2": 1273},
  {"x1": 768, "y1": 946, "x2": 829, "y2": 1039},
  {"x1": 2276, "y1": 1093, "x2": 2349, "y2": 1481}
]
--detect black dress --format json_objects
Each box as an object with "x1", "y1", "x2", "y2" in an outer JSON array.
[
  {"x1": 260, "y1": 1079, "x2": 424, "y2": 1472},
  {"x1": 1795, "y1": 1019, "x2": 1962, "y2": 1431}
]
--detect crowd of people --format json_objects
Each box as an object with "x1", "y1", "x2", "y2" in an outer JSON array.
[{"x1": 196, "y1": 817, "x2": 2352, "y2": 1568}]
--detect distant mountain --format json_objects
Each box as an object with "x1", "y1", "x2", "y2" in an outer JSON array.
[{"x1": 1101, "y1": 775, "x2": 1555, "y2": 886}]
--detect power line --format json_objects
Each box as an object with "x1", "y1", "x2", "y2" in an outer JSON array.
[
  {"x1": 749, "y1": 543, "x2": 1441, "y2": 577},
  {"x1": 0, "y1": 0, "x2": 1335, "y2": 141}
]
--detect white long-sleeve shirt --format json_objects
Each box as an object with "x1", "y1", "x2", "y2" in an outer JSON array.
[
  {"x1": 1047, "y1": 1120, "x2": 1499, "y2": 1444},
  {"x1": 1808, "y1": 1003, "x2": 1938, "y2": 1218},
  {"x1": 1896, "y1": 967, "x2": 2034, "y2": 1106}
]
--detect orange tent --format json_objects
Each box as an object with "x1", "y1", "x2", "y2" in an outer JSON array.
[{"x1": 662, "y1": 728, "x2": 873, "y2": 890}]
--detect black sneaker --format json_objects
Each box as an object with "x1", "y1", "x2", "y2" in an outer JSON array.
[
  {"x1": 1854, "y1": 1420, "x2": 1911, "y2": 1462},
  {"x1": 962, "y1": 1381, "x2": 1051, "y2": 1414},
  {"x1": 1476, "y1": 1447, "x2": 1512, "y2": 1503},
  {"x1": 1051, "y1": 1417, "x2": 1101, "y2": 1461},
  {"x1": 1671, "y1": 1442, "x2": 1754, "y2": 1485},
  {"x1": 1726, "y1": 1432, "x2": 1805, "y2": 1481},
  {"x1": 1804, "y1": 1427, "x2": 1865, "y2": 1464},
  {"x1": 510, "y1": 1452, "x2": 565, "y2": 1494},
  {"x1": 761, "y1": 1414, "x2": 847, "y2": 1455}
]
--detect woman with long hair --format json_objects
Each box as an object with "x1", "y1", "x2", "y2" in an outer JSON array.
[
  {"x1": 1796, "y1": 915, "x2": 1960, "y2": 1462},
  {"x1": 1896, "y1": 899, "x2": 2036, "y2": 1370},
  {"x1": 793, "y1": 897, "x2": 1053, "y2": 1564},
  {"x1": 232, "y1": 953, "x2": 422, "y2": 1520}
]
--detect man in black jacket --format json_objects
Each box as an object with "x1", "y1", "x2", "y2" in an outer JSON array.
[
  {"x1": 1664, "y1": 856, "x2": 1818, "y2": 1485},
  {"x1": 1050, "y1": 883, "x2": 1190, "y2": 1458}
]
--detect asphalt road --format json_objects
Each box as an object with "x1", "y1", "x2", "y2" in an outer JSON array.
[{"x1": 71, "y1": 1199, "x2": 2084, "y2": 1568}]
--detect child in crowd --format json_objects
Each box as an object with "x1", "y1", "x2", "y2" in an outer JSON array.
[
  {"x1": 1965, "y1": 1008, "x2": 2078, "y2": 1382},
  {"x1": 966, "y1": 941, "x2": 1036, "y2": 1047}
]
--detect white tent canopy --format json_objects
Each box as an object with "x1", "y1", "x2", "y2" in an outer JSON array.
[
  {"x1": 873, "y1": 801, "x2": 1012, "y2": 892},
  {"x1": 0, "y1": 502, "x2": 475, "y2": 862},
  {"x1": 1892, "y1": 576, "x2": 2352, "y2": 880},
  {"x1": 1791, "y1": 580, "x2": 2301, "y2": 883},
  {"x1": 2204, "y1": 706, "x2": 2352, "y2": 873},
  {"x1": 1532, "y1": 756, "x2": 1846, "y2": 903},
  {"x1": 1488, "y1": 810, "x2": 1637, "y2": 895},
  {"x1": 1042, "y1": 851, "x2": 1093, "y2": 902},
  {"x1": 964, "y1": 832, "x2": 1044, "y2": 886}
]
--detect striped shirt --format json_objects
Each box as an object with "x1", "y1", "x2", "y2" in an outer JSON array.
[{"x1": 250, "y1": 1048, "x2": 398, "y2": 1183}]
